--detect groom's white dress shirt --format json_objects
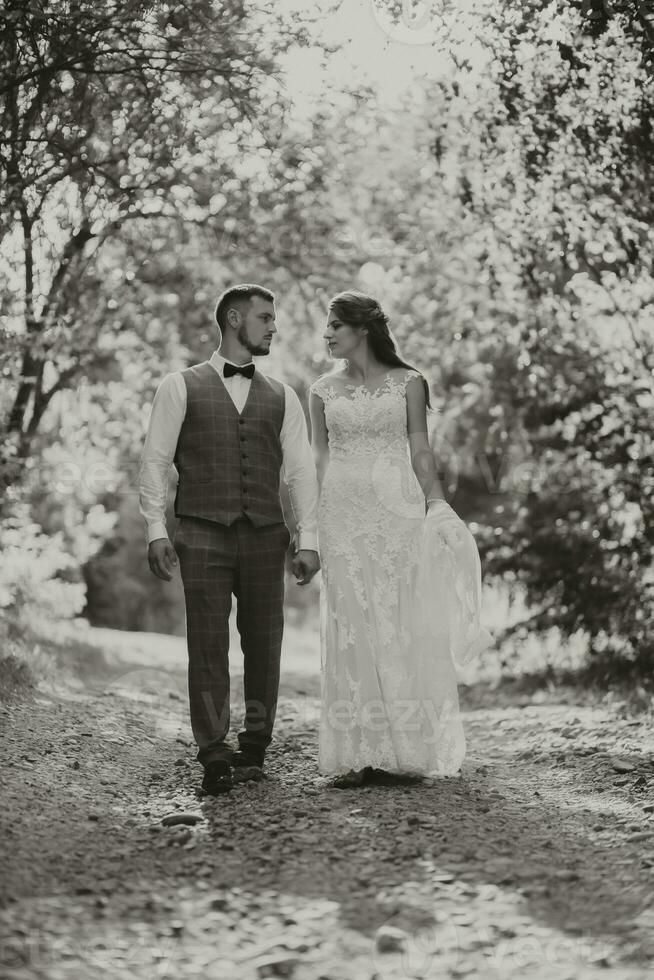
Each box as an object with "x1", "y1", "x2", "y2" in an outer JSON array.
[{"x1": 139, "y1": 351, "x2": 318, "y2": 550}]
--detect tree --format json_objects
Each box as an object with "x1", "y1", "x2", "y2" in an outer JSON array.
[
  {"x1": 419, "y1": 0, "x2": 654, "y2": 670},
  {"x1": 0, "y1": 0, "x2": 313, "y2": 496},
  {"x1": 0, "y1": 0, "x2": 346, "y2": 631}
]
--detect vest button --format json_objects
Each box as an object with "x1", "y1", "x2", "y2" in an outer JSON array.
[{"x1": 239, "y1": 419, "x2": 245, "y2": 425}]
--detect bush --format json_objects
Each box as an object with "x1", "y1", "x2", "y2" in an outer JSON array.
[{"x1": 0, "y1": 506, "x2": 87, "y2": 621}]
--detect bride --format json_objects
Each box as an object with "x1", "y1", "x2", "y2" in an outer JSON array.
[{"x1": 309, "y1": 290, "x2": 492, "y2": 788}]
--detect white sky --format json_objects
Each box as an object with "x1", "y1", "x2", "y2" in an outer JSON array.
[{"x1": 276, "y1": 0, "x2": 484, "y2": 114}]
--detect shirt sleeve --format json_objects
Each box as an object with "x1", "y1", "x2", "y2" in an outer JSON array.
[
  {"x1": 280, "y1": 384, "x2": 319, "y2": 552},
  {"x1": 138, "y1": 372, "x2": 186, "y2": 544}
]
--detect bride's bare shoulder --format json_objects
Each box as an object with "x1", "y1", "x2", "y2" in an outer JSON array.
[{"x1": 385, "y1": 366, "x2": 423, "y2": 385}]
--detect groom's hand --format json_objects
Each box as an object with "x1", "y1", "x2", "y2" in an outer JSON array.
[
  {"x1": 148, "y1": 538, "x2": 178, "y2": 581},
  {"x1": 292, "y1": 549, "x2": 321, "y2": 586}
]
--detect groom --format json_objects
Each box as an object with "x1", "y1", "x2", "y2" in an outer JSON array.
[{"x1": 139, "y1": 284, "x2": 320, "y2": 795}]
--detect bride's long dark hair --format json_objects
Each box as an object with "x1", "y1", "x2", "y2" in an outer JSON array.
[{"x1": 328, "y1": 290, "x2": 431, "y2": 408}]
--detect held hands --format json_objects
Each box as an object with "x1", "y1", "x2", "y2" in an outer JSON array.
[
  {"x1": 148, "y1": 537, "x2": 320, "y2": 584},
  {"x1": 148, "y1": 538, "x2": 178, "y2": 581},
  {"x1": 292, "y1": 549, "x2": 321, "y2": 586}
]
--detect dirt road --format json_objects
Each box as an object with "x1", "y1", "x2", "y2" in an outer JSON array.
[{"x1": 1, "y1": 623, "x2": 653, "y2": 979}]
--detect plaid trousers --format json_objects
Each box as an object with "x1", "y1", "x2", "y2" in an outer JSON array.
[{"x1": 174, "y1": 515, "x2": 290, "y2": 767}]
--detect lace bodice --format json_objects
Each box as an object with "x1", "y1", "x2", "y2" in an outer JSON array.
[{"x1": 309, "y1": 369, "x2": 422, "y2": 460}]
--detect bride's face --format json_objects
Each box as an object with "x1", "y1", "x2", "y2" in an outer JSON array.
[{"x1": 324, "y1": 311, "x2": 366, "y2": 359}]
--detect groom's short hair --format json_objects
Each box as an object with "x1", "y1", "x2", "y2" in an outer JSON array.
[{"x1": 214, "y1": 284, "x2": 275, "y2": 329}]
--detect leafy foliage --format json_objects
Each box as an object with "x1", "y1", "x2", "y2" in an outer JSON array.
[
  {"x1": 0, "y1": 0, "x2": 322, "y2": 627},
  {"x1": 2, "y1": 0, "x2": 652, "y2": 678},
  {"x1": 416, "y1": 1, "x2": 654, "y2": 666},
  {"x1": 0, "y1": 504, "x2": 88, "y2": 620},
  {"x1": 0, "y1": 0, "x2": 311, "y2": 490}
]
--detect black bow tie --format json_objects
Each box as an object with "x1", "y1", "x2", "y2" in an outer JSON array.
[{"x1": 223, "y1": 361, "x2": 255, "y2": 380}]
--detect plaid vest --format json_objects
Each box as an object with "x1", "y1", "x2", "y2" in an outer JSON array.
[{"x1": 173, "y1": 361, "x2": 286, "y2": 526}]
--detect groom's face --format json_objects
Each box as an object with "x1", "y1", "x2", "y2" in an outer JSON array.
[{"x1": 236, "y1": 296, "x2": 277, "y2": 356}]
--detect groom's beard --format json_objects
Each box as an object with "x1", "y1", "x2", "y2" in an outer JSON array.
[{"x1": 237, "y1": 324, "x2": 270, "y2": 357}]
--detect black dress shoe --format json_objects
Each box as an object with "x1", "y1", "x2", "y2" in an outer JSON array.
[
  {"x1": 231, "y1": 750, "x2": 264, "y2": 783},
  {"x1": 201, "y1": 760, "x2": 232, "y2": 795}
]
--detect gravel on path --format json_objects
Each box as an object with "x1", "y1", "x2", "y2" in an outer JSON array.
[{"x1": 1, "y1": 626, "x2": 653, "y2": 980}]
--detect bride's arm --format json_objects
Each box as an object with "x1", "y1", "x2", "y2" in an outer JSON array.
[
  {"x1": 309, "y1": 391, "x2": 330, "y2": 492},
  {"x1": 406, "y1": 377, "x2": 446, "y2": 506}
]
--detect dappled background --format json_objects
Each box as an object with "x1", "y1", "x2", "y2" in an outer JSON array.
[
  {"x1": 3, "y1": 5, "x2": 654, "y2": 978},
  {"x1": 1, "y1": 0, "x2": 653, "y2": 690}
]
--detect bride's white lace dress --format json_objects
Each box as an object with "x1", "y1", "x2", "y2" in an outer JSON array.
[{"x1": 310, "y1": 369, "x2": 492, "y2": 777}]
